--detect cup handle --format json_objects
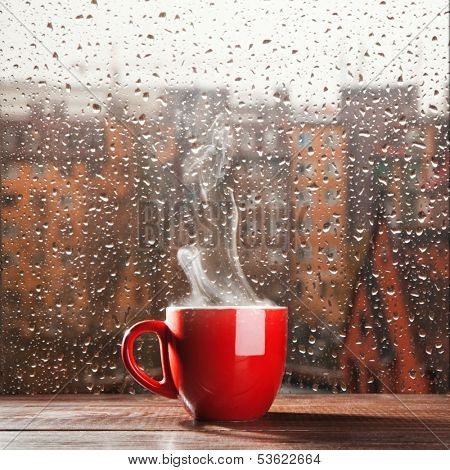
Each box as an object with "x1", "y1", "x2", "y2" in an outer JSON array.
[{"x1": 121, "y1": 320, "x2": 178, "y2": 399}]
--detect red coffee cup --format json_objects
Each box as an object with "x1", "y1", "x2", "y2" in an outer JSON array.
[{"x1": 121, "y1": 306, "x2": 287, "y2": 421}]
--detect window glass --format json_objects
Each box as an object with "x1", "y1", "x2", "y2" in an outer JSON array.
[{"x1": 0, "y1": 0, "x2": 447, "y2": 394}]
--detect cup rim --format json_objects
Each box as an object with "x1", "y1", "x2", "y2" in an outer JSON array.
[{"x1": 167, "y1": 305, "x2": 286, "y2": 311}]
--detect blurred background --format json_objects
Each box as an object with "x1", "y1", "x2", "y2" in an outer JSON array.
[{"x1": 0, "y1": 0, "x2": 448, "y2": 394}]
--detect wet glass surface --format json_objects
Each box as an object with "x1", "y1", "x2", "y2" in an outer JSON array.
[{"x1": 0, "y1": 0, "x2": 448, "y2": 394}]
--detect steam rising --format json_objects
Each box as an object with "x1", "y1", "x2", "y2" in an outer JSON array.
[{"x1": 176, "y1": 114, "x2": 272, "y2": 307}]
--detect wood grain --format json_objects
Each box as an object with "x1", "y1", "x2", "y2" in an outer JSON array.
[{"x1": 0, "y1": 394, "x2": 448, "y2": 449}]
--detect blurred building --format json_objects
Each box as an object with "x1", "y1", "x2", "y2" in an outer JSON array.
[
  {"x1": 0, "y1": 84, "x2": 155, "y2": 392},
  {"x1": 288, "y1": 122, "x2": 349, "y2": 324},
  {"x1": 0, "y1": 80, "x2": 448, "y2": 393},
  {"x1": 229, "y1": 99, "x2": 291, "y2": 304},
  {"x1": 338, "y1": 85, "x2": 449, "y2": 393},
  {"x1": 339, "y1": 84, "x2": 419, "y2": 237}
]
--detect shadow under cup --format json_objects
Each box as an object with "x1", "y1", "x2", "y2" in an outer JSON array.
[{"x1": 122, "y1": 306, "x2": 287, "y2": 421}]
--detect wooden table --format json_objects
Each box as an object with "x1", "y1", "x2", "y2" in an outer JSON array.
[{"x1": 0, "y1": 394, "x2": 449, "y2": 449}]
